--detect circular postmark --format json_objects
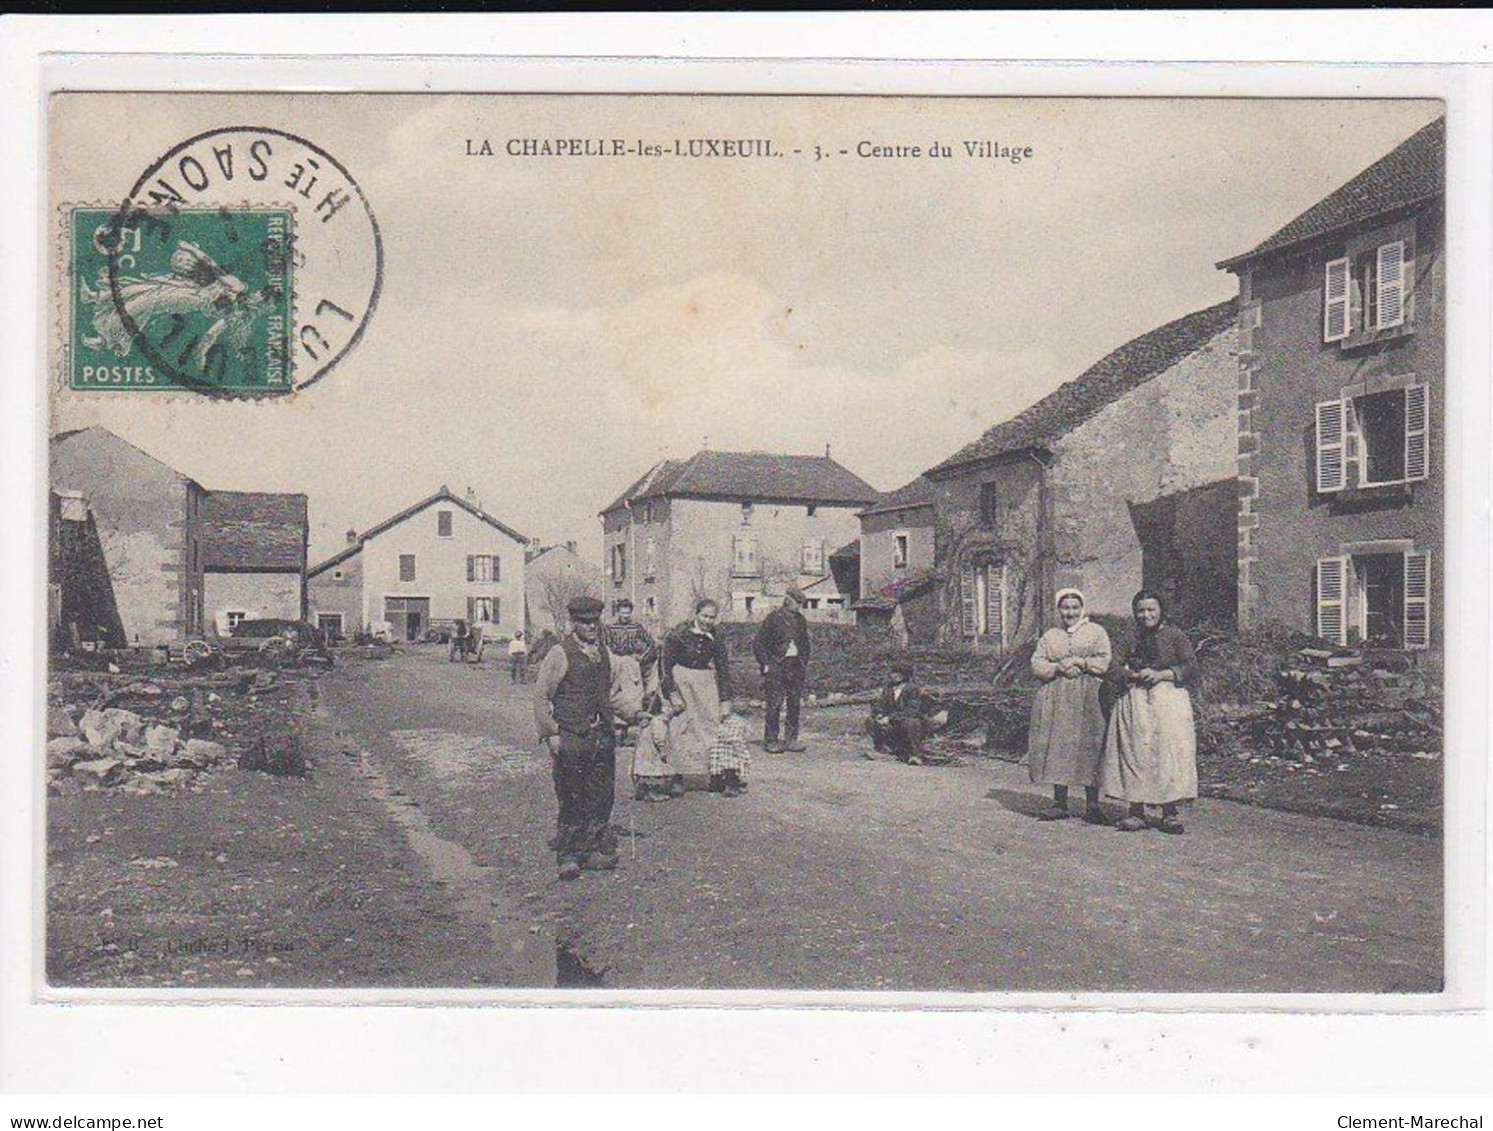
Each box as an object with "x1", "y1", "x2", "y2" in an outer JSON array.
[{"x1": 84, "y1": 127, "x2": 382, "y2": 396}]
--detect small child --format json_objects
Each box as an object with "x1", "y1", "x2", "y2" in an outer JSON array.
[
  {"x1": 709, "y1": 709, "x2": 752, "y2": 797},
  {"x1": 631, "y1": 708, "x2": 674, "y2": 802}
]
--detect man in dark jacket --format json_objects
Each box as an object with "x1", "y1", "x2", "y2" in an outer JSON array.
[
  {"x1": 533, "y1": 596, "x2": 617, "y2": 881},
  {"x1": 867, "y1": 662, "x2": 932, "y2": 765},
  {"x1": 753, "y1": 587, "x2": 811, "y2": 753}
]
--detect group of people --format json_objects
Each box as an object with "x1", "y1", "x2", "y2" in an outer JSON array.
[
  {"x1": 1026, "y1": 587, "x2": 1199, "y2": 834},
  {"x1": 532, "y1": 583, "x2": 1200, "y2": 879}
]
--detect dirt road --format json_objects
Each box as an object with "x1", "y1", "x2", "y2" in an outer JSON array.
[{"x1": 313, "y1": 647, "x2": 1442, "y2": 993}]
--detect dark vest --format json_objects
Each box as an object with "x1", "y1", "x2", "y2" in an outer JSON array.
[{"x1": 552, "y1": 637, "x2": 613, "y2": 735}]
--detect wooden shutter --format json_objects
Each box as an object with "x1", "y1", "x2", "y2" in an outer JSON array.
[
  {"x1": 959, "y1": 559, "x2": 977, "y2": 639},
  {"x1": 985, "y1": 564, "x2": 1005, "y2": 645},
  {"x1": 492, "y1": 597, "x2": 501, "y2": 626},
  {"x1": 1403, "y1": 552, "x2": 1430, "y2": 650},
  {"x1": 1316, "y1": 557, "x2": 1348, "y2": 645},
  {"x1": 466, "y1": 555, "x2": 475, "y2": 582},
  {"x1": 1377, "y1": 241, "x2": 1406, "y2": 329},
  {"x1": 466, "y1": 597, "x2": 476, "y2": 622},
  {"x1": 492, "y1": 554, "x2": 501, "y2": 582},
  {"x1": 1404, "y1": 383, "x2": 1430, "y2": 482},
  {"x1": 1316, "y1": 399, "x2": 1348, "y2": 493},
  {"x1": 1324, "y1": 257, "x2": 1351, "y2": 341}
]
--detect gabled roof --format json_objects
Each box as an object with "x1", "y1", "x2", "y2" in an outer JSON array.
[
  {"x1": 924, "y1": 299, "x2": 1238, "y2": 479},
  {"x1": 604, "y1": 450, "x2": 878, "y2": 513},
  {"x1": 52, "y1": 425, "x2": 194, "y2": 484},
  {"x1": 309, "y1": 487, "x2": 529, "y2": 577},
  {"x1": 828, "y1": 538, "x2": 860, "y2": 562},
  {"x1": 860, "y1": 475, "x2": 935, "y2": 518},
  {"x1": 1218, "y1": 117, "x2": 1444, "y2": 271},
  {"x1": 202, "y1": 491, "x2": 307, "y2": 572}
]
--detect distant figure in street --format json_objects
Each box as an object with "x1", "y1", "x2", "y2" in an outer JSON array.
[
  {"x1": 1101, "y1": 589, "x2": 1199, "y2": 835},
  {"x1": 753, "y1": 586, "x2": 811, "y2": 753},
  {"x1": 1027, "y1": 589, "x2": 1113, "y2": 824},
  {"x1": 533, "y1": 597, "x2": 618, "y2": 881},
  {"x1": 601, "y1": 597, "x2": 659, "y2": 729},
  {"x1": 867, "y1": 662, "x2": 933, "y2": 765},
  {"x1": 660, "y1": 598, "x2": 733, "y2": 794},
  {"x1": 507, "y1": 631, "x2": 529, "y2": 682}
]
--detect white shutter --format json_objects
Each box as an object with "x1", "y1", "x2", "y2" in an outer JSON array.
[
  {"x1": 1324, "y1": 257, "x2": 1351, "y2": 341},
  {"x1": 1403, "y1": 552, "x2": 1430, "y2": 650},
  {"x1": 1316, "y1": 399, "x2": 1348, "y2": 493},
  {"x1": 959, "y1": 560, "x2": 977, "y2": 639},
  {"x1": 1404, "y1": 383, "x2": 1430, "y2": 482},
  {"x1": 1377, "y1": 241, "x2": 1406, "y2": 329},
  {"x1": 1316, "y1": 557, "x2": 1348, "y2": 645},
  {"x1": 986, "y1": 564, "x2": 1005, "y2": 645}
]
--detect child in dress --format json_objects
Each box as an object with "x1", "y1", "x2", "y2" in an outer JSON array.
[{"x1": 709, "y1": 708, "x2": 752, "y2": 797}]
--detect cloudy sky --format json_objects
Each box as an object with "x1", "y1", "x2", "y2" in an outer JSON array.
[{"x1": 50, "y1": 94, "x2": 1441, "y2": 564}]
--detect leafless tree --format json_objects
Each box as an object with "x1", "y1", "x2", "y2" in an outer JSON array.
[{"x1": 539, "y1": 571, "x2": 602, "y2": 633}]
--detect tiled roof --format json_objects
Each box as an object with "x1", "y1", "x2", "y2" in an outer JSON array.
[
  {"x1": 828, "y1": 538, "x2": 861, "y2": 562},
  {"x1": 1218, "y1": 117, "x2": 1444, "y2": 270},
  {"x1": 202, "y1": 491, "x2": 307, "y2": 572},
  {"x1": 925, "y1": 299, "x2": 1238, "y2": 478},
  {"x1": 605, "y1": 450, "x2": 878, "y2": 512},
  {"x1": 860, "y1": 475, "x2": 935, "y2": 517},
  {"x1": 308, "y1": 487, "x2": 528, "y2": 577}
]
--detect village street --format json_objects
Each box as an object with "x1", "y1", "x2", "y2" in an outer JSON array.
[{"x1": 309, "y1": 647, "x2": 1442, "y2": 994}]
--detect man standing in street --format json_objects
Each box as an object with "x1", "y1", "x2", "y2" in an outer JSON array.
[
  {"x1": 507, "y1": 630, "x2": 529, "y2": 682},
  {"x1": 533, "y1": 597, "x2": 618, "y2": 881},
  {"x1": 753, "y1": 586, "x2": 811, "y2": 753}
]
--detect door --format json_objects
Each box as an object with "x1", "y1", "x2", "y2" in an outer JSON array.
[{"x1": 384, "y1": 597, "x2": 431, "y2": 642}]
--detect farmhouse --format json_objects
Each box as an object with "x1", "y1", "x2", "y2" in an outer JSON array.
[
  {"x1": 308, "y1": 487, "x2": 528, "y2": 642},
  {"x1": 922, "y1": 300, "x2": 1241, "y2": 645}
]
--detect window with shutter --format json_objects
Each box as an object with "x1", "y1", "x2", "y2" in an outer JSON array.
[
  {"x1": 437, "y1": 510, "x2": 453, "y2": 538},
  {"x1": 1376, "y1": 240, "x2": 1406, "y2": 329},
  {"x1": 1316, "y1": 557, "x2": 1347, "y2": 645},
  {"x1": 959, "y1": 560, "x2": 977, "y2": 639},
  {"x1": 985, "y1": 564, "x2": 1005, "y2": 645},
  {"x1": 399, "y1": 554, "x2": 416, "y2": 582},
  {"x1": 732, "y1": 534, "x2": 758, "y2": 577},
  {"x1": 1316, "y1": 399, "x2": 1347, "y2": 493},
  {"x1": 1403, "y1": 552, "x2": 1430, "y2": 650},
  {"x1": 1404, "y1": 384, "x2": 1430, "y2": 482},
  {"x1": 1323, "y1": 257, "x2": 1351, "y2": 342}
]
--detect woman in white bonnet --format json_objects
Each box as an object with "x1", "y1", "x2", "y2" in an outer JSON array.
[{"x1": 1026, "y1": 588, "x2": 1113, "y2": 823}]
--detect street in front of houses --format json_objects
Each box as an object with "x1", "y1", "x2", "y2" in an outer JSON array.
[{"x1": 311, "y1": 647, "x2": 1440, "y2": 993}]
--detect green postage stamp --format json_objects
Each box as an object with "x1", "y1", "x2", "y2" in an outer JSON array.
[{"x1": 68, "y1": 206, "x2": 293, "y2": 393}]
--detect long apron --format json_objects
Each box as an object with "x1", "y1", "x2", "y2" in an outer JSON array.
[
  {"x1": 1100, "y1": 682, "x2": 1198, "y2": 804},
  {"x1": 666, "y1": 663, "x2": 720, "y2": 788}
]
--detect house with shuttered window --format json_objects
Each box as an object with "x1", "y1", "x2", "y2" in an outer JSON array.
[
  {"x1": 600, "y1": 449, "x2": 878, "y2": 629},
  {"x1": 1219, "y1": 115, "x2": 1443, "y2": 651},
  {"x1": 307, "y1": 486, "x2": 528, "y2": 641}
]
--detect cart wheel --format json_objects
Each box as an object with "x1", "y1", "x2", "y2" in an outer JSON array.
[{"x1": 183, "y1": 639, "x2": 213, "y2": 665}]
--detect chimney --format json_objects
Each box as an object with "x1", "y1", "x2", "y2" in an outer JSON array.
[
  {"x1": 345, "y1": 528, "x2": 358, "y2": 545},
  {"x1": 825, "y1": 442, "x2": 832, "y2": 459}
]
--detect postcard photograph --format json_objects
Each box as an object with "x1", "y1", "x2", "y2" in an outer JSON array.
[{"x1": 41, "y1": 91, "x2": 1449, "y2": 996}]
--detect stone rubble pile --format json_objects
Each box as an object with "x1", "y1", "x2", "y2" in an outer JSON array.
[{"x1": 45, "y1": 666, "x2": 289, "y2": 796}]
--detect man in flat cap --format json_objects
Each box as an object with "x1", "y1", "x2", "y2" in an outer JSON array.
[
  {"x1": 533, "y1": 595, "x2": 618, "y2": 881},
  {"x1": 753, "y1": 586, "x2": 812, "y2": 754}
]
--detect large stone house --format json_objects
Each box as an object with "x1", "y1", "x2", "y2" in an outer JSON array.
[
  {"x1": 50, "y1": 426, "x2": 308, "y2": 648},
  {"x1": 308, "y1": 486, "x2": 528, "y2": 642},
  {"x1": 922, "y1": 300, "x2": 1241, "y2": 645},
  {"x1": 1219, "y1": 117, "x2": 1443, "y2": 651},
  {"x1": 600, "y1": 450, "x2": 878, "y2": 630}
]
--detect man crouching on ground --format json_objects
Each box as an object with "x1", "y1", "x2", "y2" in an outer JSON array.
[{"x1": 534, "y1": 596, "x2": 618, "y2": 881}]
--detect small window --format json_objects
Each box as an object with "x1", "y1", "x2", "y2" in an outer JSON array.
[
  {"x1": 399, "y1": 554, "x2": 416, "y2": 582},
  {"x1": 801, "y1": 539, "x2": 825, "y2": 575},
  {"x1": 332, "y1": 569, "x2": 344, "y2": 582},
  {"x1": 893, "y1": 533, "x2": 910, "y2": 570},
  {"x1": 732, "y1": 534, "x2": 759, "y2": 577},
  {"x1": 437, "y1": 510, "x2": 453, "y2": 538},
  {"x1": 741, "y1": 501, "x2": 754, "y2": 526},
  {"x1": 642, "y1": 501, "x2": 654, "y2": 524},
  {"x1": 645, "y1": 596, "x2": 656, "y2": 616},
  {"x1": 979, "y1": 483, "x2": 1000, "y2": 528},
  {"x1": 806, "y1": 505, "x2": 817, "y2": 518},
  {"x1": 225, "y1": 610, "x2": 247, "y2": 630},
  {"x1": 611, "y1": 544, "x2": 627, "y2": 582}
]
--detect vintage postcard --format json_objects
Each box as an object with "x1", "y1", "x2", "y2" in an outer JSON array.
[{"x1": 41, "y1": 88, "x2": 1460, "y2": 1002}]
